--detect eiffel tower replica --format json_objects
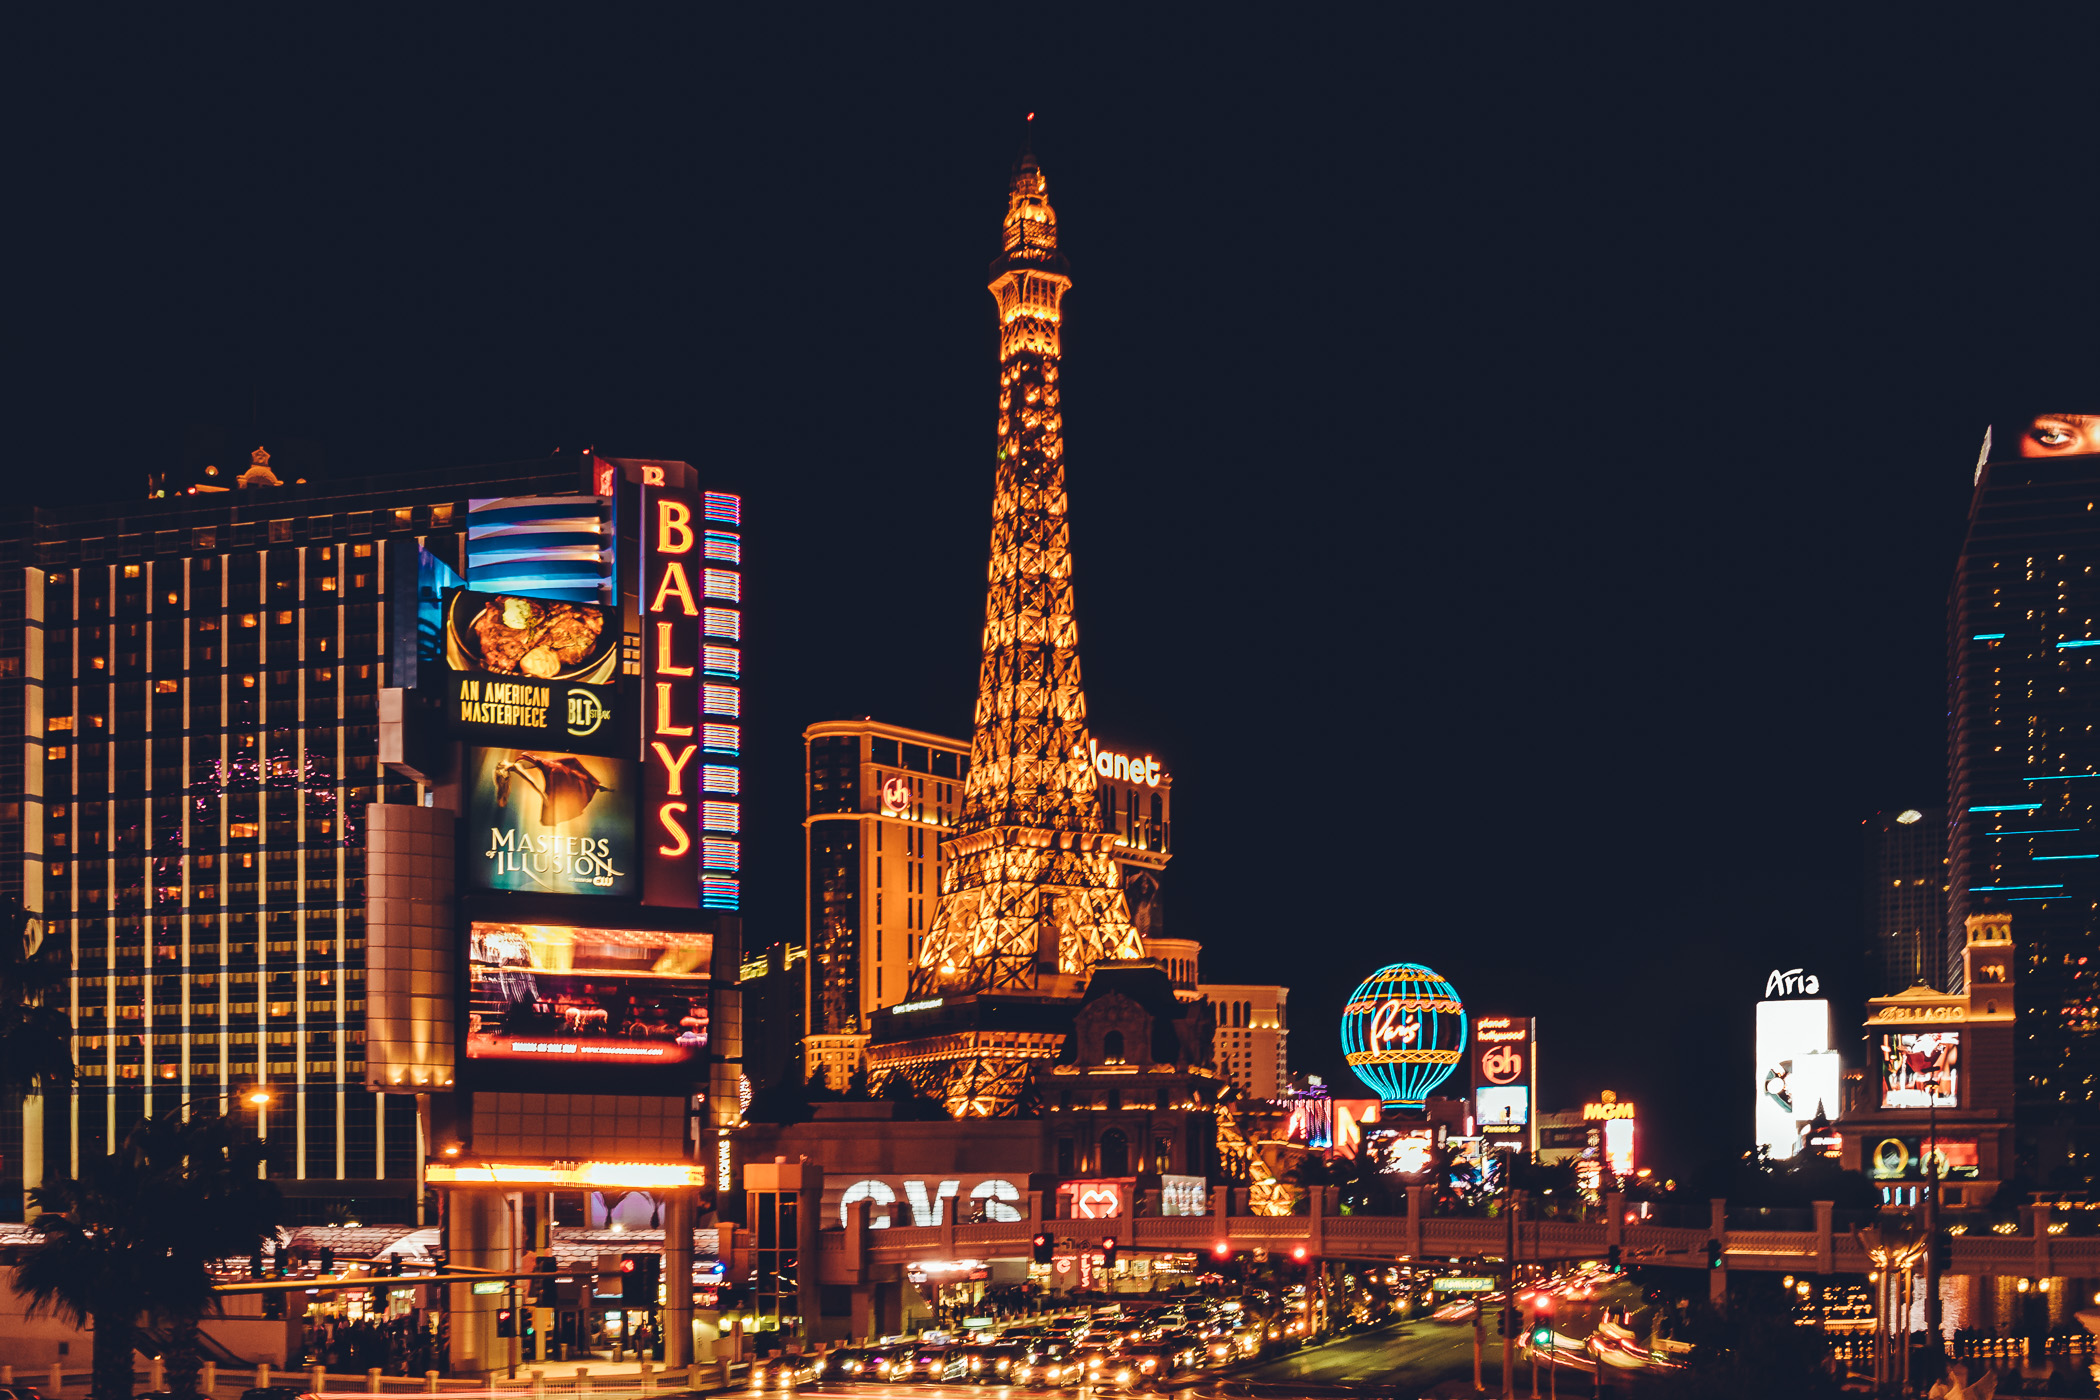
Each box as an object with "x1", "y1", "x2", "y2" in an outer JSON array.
[{"x1": 866, "y1": 132, "x2": 1149, "y2": 1116}]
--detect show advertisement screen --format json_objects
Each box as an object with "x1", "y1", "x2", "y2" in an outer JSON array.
[
  {"x1": 1982, "y1": 409, "x2": 2100, "y2": 463},
  {"x1": 1476, "y1": 1085, "x2": 1529, "y2": 1131},
  {"x1": 466, "y1": 747, "x2": 636, "y2": 897},
  {"x1": 1879, "y1": 1031, "x2": 1959, "y2": 1109},
  {"x1": 1603, "y1": 1118, "x2": 1635, "y2": 1178},
  {"x1": 1755, "y1": 997, "x2": 1834, "y2": 1159},
  {"x1": 466, "y1": 922, "x2": 710, "y2": 1065}
]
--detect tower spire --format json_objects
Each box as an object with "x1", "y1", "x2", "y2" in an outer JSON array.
[{"x1": 880, "y1": 143, "x2": 1145, "y2": 1113}]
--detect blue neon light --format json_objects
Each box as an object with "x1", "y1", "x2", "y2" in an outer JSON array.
[
  {"x1": 1971, "y1": 804, "x2": 2044, "y2": 812},
  {"x1": 1969, "y1": 884, "x2": 2065, "y2": 891},
  {"x1": 2025, "y1": 774, "x2": 2100, "y2": 781},
  {"x1": 2007, "y1": 897, "x2": 2059, "y2": 903},
  {"x1": 1990, "y1": 829, "x2": 2081, "y2": 836},
  {"x1": 2034, "y1": 854, "x2": 2100, "y2": 861},
  {"x1": 1973, "y1": 633, "x2": 2006, "y2": 640},
  {"x1": 2058, "y1": 641, "x2": 2100, "y2": 649}
]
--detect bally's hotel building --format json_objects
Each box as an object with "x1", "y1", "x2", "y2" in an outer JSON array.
[{"x1": 0, "y1": 449, "x2": 744, "y2": 1223}]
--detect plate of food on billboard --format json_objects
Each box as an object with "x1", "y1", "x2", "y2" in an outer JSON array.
[
  {"x1": 467, "y1": 922, "x2": 710, "y2": 1066},
  {"x1": 444, "y1": 589, "x2": 623, "y2": 752},
  {"x1": 467, "y1": 747, "x2": 636, "y2": 896},
  {"x1": 1879, "y1": 1030, "x2": 1959, "y2": 1109}
]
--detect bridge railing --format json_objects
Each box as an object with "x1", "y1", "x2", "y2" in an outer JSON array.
[{"x1": 831, "y1": 1192, "x2": 2100, "y2": 1284}]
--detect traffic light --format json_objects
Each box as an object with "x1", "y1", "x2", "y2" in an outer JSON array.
[
  {"x1": 249, "y1": 1249, "x2": 265, "y2": 1281},
  {"x1": 1101, "y1": 1237, "x2": 1118, "y2": 1269},
  {"x1": 535, "y1": 1253, "x2": 559, "y2": 1306},
  {"x1": 1211, "y1": 1241, "x2": 1231, "y2": 1261},
  {"x1": 1933, "y1": 1233, "x2": 1954, "y2": 1272},
  {"x1": 1532, "y1": 1324, "x2": 1554, "y2": 1347},
  {"x1": 1500, "y1": 1308, "x2": 1519, "y2": 1338},
  {"x1": 388, "y1": 1252, "x2": 403, "y2": 1277},
  {"x1": 273, "y1": 1242, "x2": 288, "y2": 1279},
  {"x1": 496, "y1": 1308, "x2": 516, "y2": 1338},
  {"x1": 319, "y1": 1247, "x2": 334, "y2": 1275},
  {"x1": 1705, "y1": 1239, "x2": 1723, "y2": 1270},
  {"x1": 622, "y1": 1252, "x2": 661, "y2": 1308},
  {"x1": 1033, "y1": 1232, "x2": 1054, "y2": 1265},
  {"x1": 1607, "y1": 1245, "x2": 1621, "y2": 1273}
]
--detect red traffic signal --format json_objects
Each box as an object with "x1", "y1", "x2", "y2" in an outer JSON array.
[
  {"x1": 1290, "y1": 1245, "x2": 1309, "y2": 1262},
  {"x1": 1101, "y1": 1237, "x2": 1118, "y2": 1268},
  {"x1": 621, "y1": 1259, "x2": 636, "y2": 1272},
  {"x1": 1032, "y1": 1232, "x2": 1054, "y2": 1265},
  {"x1": 1212, "y1": 1241, "x2": 1231, "y2": 1260}
]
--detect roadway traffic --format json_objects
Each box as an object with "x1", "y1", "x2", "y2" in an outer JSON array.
[{"x1": 744, "y1": 1263, "x2": 1679, "y2": 1397}]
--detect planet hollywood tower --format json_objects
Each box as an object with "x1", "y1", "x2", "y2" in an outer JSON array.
[{"x1": 865, "y1": 137, "x2": 1147, "y2": 1116}]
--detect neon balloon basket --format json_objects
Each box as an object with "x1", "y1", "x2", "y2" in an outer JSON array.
[{"x1": 1340, "y1": 962, "x2": 1468, "y2": 1110}]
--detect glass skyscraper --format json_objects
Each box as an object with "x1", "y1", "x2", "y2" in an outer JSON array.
[{"x1": 1948, "y1": 441, "x2": 2100, "y2": 1184}]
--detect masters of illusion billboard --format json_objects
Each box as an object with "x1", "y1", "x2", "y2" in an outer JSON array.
[{"x1": 466, "y1": 745, "x2": 637, "y2": 897}]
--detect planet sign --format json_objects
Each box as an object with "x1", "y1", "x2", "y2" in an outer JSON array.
[{"x1": 1341, "y1": 962, "x2": 1468, "y2": 1109}]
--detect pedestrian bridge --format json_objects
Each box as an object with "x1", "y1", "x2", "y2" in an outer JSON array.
[{"x1": 817, "y1": 1191, "x2": 2097, "y2": 1285}]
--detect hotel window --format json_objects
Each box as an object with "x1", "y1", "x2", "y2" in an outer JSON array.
[{"x1": 269, "y1": 521, "x2": 293, "y2": 544}]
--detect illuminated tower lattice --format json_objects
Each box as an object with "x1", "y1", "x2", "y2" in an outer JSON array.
[{"x1": 880, "y1": 140, "x2": 1147, "y2": 1113}]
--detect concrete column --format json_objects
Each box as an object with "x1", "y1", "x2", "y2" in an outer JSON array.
[
  {"x1": 664, "y1": 1189, "x2": 695, "y2": 1368},
  {"x1": 1813, "y1": 1201, "x2": 1834, "y2": 1276},
  {"x1": 2034, "y1": 1202, "x2": 2055, "y2": 1281},
  {"x1": 1309, "y1": 1183, "x2": 1326, "y2": 1258},
  {"x1": 797, "y1": 1164, "x2": 824, "y2": 1343},
  {"x1": 447, "y1": 1188, "x2": 517, "y2": 1376},
  {"x1": 1402, "y1": 1184, "x2": 1424, "y2": 1261},
  {"x1": 1604, "y1": 1192, "x2": 1624, "y2": 1250},
  {"x1": 1211, "y1": 1186, "x2": 1229, "y2": 1220}
]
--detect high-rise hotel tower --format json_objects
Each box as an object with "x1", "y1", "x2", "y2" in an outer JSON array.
[
  {"x1": 0, "y1": 451, "x2": 746, "y2": 1233},
  {"x1": 1947, "y1": 411, "x2": 2100, "y2": 1183}
]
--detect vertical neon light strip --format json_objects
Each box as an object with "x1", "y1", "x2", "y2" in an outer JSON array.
[{"x1": 700, "y1": 495, "x2": 742, "y2": 908}]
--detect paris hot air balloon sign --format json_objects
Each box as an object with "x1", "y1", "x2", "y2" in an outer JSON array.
[{"x1": 1341, "y1": 963, "x2": 1468, "y2": 1110}]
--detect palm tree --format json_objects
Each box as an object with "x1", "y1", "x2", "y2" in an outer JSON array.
[
  {"x1": 0, "y1": 898, "x2": 74, "y2": 1215},
  {"x1": 13, "y1": 1110, "x2": 281, "y2": 1400}
]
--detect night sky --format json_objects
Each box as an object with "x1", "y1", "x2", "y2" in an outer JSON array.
[{"x1": 13, "y1": 14, "x2": 2097, "y2": 1175}]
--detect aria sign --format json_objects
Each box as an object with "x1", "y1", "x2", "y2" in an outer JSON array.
[{"x1": 1764, "y1": 968, "x2": 1822, "y2": 999}]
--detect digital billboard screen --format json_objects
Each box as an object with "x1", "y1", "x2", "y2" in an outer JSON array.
[
  {"x1": 1982, "y1": 409, "x2": 2100, "y2": 463},
  {"x1": 1755, "y1": 997, "x2": 1832, "y2": 1160},
  {"x1": 466, "y1": 922, "x2": 710, "y2": 1066},
  {"x1": 1880, "y1": 1031, "x2": 1959, "y2": 1109},
  {"x1": 1477, "y1": 1085, "x2": 1529, "y2": 1131},
  {"x1": 466, "y1": 747, "x2": 636, "y2": 897},
  {"x1": 443, "y1": 589, "x2": 622, "y2": 754}
]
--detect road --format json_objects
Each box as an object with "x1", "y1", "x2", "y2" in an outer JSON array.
[{"x1": 798, "y1": 1283, "x2": 1653, "y2": 1400}]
